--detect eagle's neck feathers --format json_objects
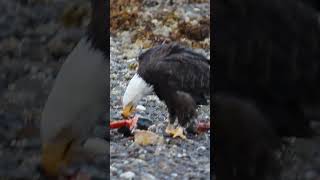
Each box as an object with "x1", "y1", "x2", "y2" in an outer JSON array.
[{"x1": 122, "y1": 73, "x2": 153, "y2": 107}]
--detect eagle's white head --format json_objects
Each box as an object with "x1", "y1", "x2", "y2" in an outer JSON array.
[{"x1": 121, "y1": 73, "x2": 153, "y2": 118}]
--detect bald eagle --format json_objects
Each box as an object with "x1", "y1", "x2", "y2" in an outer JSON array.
[
  {"x1": 121, "y1": 43, "x2": 210, "y2": 138},
  {"x1": 40, "y1": 0, "x2": 108, "y2": 177}
]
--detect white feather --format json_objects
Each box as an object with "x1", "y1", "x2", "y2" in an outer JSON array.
[
  {"x1": 122, "y1": 73, "x2": 153, "y2": 107},
  {"x1": 41, "y1": 37, "x2": 106, "y2": 143},
  {"x1": 136, "y1": 105, "x2": 146, "y2": 111}
]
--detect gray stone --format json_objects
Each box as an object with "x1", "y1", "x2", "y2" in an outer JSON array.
[{"x1": 120, "y1": 171, "x2": 136, "y2": 179}]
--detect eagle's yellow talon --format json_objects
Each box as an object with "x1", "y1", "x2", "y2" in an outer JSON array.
[{"x1": 165, "y1": 124, "x2": 187, "y2": 139}]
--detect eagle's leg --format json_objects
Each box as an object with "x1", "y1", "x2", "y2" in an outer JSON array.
[
  {"x1": 165, "y1": 111, "x2": 176, "y2": 132},
  {"x1": 165, "y1": 108, "x2": 185, "y2": 138},
  {"x1": 165, "y1": 110, "x2": 187, "y2": 139},
  {"x1": 172, "y1": 115, "x2": 189, "y2": 139},
  {"x1": 169, "y1": 91, "x2": 197, "y2": 139}
]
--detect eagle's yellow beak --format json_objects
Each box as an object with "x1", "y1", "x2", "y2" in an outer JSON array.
[
  {"x1": 41, "y1": 141, "x2": 72, "y2": 176},
  {"x1": 121, "y1": 103, "x2": 135, "y2": 118}
]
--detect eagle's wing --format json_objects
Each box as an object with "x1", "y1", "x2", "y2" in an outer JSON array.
[{"x1": 138, "y1": 49, "x2": 210, "y2": 96}]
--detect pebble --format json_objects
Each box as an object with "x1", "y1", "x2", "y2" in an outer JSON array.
[
  {"x1": 120, "y1": 31, "x2": 132, "y2": 44},
  {"x1": 196, "y1": 146, "x2": 206, "y2": 151},
  {"x1": 132, "y1": 159, "x2": 148, "y2": 166},
  {"x1": 141, "y1": 172, "x2": 156, "y2": 180},
  {"x1": 136, "y1": 105, "x2": 146, "y2": 111},
  {"x1": 171, "y1": 173, "x2": 178, "y2": 177},
  {"x1": 138, "y1": 154, "x2": 146, "y2": 160},
  {"x1": 110, "y1": 165, "x2": 117, "y2": 173},
  {"x1": 120, "y1": 171, "x2": 136, "y2": 179}
]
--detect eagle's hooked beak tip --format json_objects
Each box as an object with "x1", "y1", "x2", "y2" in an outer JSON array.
[
  {"x1": 121, "y1": 104, "x2": 135, "y2": 119},
  {"x1": 121, "y1": 112, "x2": 129, "y2": 119}
]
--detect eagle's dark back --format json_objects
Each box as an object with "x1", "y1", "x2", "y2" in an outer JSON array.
[{"x1": 137, "y1": 43, "x2": 210, "y2": 105}]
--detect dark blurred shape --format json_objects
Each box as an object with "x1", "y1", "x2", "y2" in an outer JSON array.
[
  {"x1": 301, "y1": 0, "x2": 320, "y2": 11},
  {"x1": 143, "y1": 0, "x2": 159, "y2": 7},
  {"x1": 136, "y1": 117, "x2": 153, "y2": 130},
  {"x1": 213, "y1": 95, "x2": 281, "y2": 180},
  {"x1": 117, "y1": 126, "x2": 132, "y2": 137},
  {"x1": 214, "y1": 0, "x2": 320, "y2": 179},
  {"x1": 112, "y1": 117, "x2": 153, "y2": 137},
  {"x1": 215, "y1": 0, "x2": 320, "y2": 139}
]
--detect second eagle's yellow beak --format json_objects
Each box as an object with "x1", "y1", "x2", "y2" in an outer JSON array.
[
  {"x1": 121, "y1": 102, "x2": 136, "y2": 118},
  {"x1": 41, "y1": 141, "x2": 72, "y2": 177}
]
